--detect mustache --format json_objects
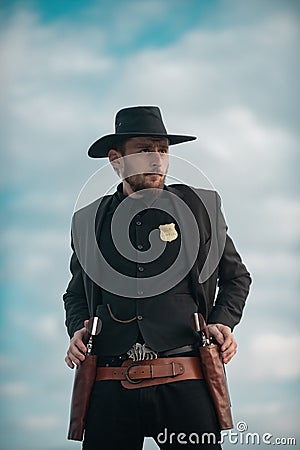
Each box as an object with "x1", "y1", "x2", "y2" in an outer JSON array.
[
  {"x1": 144, "y1": 171, "x2": 164, "y2": 175},
  {"x1": 123, "y1": 168, "x2": 167, "y2": 178}
]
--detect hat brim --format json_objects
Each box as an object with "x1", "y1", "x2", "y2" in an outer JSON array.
[{"x1": 88, "y1": 133, "x2": 197, "y2": 158}]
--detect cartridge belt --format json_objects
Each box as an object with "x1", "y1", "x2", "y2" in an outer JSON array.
[{"x1": 96, "y1": 356, "x2": 203, "y2": 389}]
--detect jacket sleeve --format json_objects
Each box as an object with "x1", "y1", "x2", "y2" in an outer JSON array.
[
  {"x1": 62, "y1": 236, "x2": 90, "y2": 338},
  {"x1": 207, "y1": 194, "x2": 252, "y2": 329}
]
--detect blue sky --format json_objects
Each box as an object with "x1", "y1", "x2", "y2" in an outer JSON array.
[{"x1": 0, "y1": 1, "x2": 299, "y2": 449}]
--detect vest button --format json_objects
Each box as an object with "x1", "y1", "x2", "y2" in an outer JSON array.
[
  {"x1": 138, "y1": 266, "x2": 144, "y2": 272},
  {"x1": 137, "y1": 315, "x2": 143, "y2": 321},
  {"x1": 137, "y1": 244, "x2": 143, "y2": 250},
  {"x1": 136, "y1": 221, "x2": 142, "y2": 226}
]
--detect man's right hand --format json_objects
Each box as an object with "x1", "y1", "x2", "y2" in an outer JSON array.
[{"x1": 65, "y1": 320, "x2": 90, "y2": 369}]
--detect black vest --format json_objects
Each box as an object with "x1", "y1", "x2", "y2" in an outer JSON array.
[{"x1": 92, "y1": 186, "x2": 200, "y2": 356}]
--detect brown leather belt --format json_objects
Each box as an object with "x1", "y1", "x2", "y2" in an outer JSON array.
[{"x1": 96, "y1": 356, "x2": 203, "y2": 389}]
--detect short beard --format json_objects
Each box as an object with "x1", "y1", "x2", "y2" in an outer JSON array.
[{"x1": 125, "y1": 173, "x2": 166, "y2": 192}]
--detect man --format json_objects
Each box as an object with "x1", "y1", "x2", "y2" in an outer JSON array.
[{"x1": 63, "y1": 106, "x2": 251, "y2": 449}]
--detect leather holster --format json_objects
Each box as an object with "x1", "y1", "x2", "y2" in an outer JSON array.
[{"x1": 67, "y1": 354, "x2": 97, "y2": 441}]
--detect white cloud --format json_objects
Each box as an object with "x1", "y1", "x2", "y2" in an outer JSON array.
[
  {"x1": 2, "y1": 9, "x2": 298, "y2": 135},
  {"x1": 1, "y1": 225, "x2": 67, "y2": 250},
  {"x1": 1, "y1": 8, "x2": 298, "y2": 213},
  {"x1": 34, "y1": 315, "x2": 61, "y2": 340},
  {"x1": 0, "y1": 382, "x2": 31, "y2": 397},
  {"x1": 144, "y1": 438, "x2": 160, "y2": 450},
  {"x1": 9, "y1": 190, "x2": 76, "y2": 216},
  {"x1": 192, "y1": 106, "x2": 297, "y2": 165},
  {"x1": 245, "y1": 250, "x2": 300, "y2": 278},
  {"x1": 98, "y1": 0, "x2": 171, "y2": 46},
  {"x1": 0, "y1": 9, "x2": 111, "y2": 82},
  {"x1": 250, "y1": 332, "x2": 300, "y2": 378},
  {"x1": 1, "y1": 12, "x2": 298, "y2": 253},
  {"x1": 236, "y1": 401, "x2": 300, "y2": 437},
  {"x1": 109, "y1": 12, "x2": 299, "y2": 118},
  {"x1": 20, "y1": 415, "x2": 61, "y2": 431},
  {"x1": 228, "y1": 331, "x2": 300, "y2": 382},
  {"x1": 0, "y1": 227, "x2": 70, "y2": 284},
  {"x1": 6, "y1": 311, "x2": 64, "y2": 347}
]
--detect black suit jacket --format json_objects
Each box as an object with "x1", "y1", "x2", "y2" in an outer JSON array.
[{"x1": 63, "y1": 184, "x2": 251, "y2": 338}]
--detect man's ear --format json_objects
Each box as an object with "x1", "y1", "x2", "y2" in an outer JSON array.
[{"x1": 108, "y1": 149, "x2": 122, "y2": 175}]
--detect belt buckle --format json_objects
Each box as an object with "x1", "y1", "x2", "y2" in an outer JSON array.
[
  {"x1": 127, "y1": 343, "x2": 158, "y2": 361},
  {"x1": 125, "y1": 363, "x2": 144, "y2": 384}
]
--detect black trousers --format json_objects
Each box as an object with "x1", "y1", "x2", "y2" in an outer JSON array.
[{"x1": 83, "y1": 379, "x2": 222, "y2": 450}]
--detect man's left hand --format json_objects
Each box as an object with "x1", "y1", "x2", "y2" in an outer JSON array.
[{"x1": 207, "y1": 323, "x2": 237, "y2": 364}]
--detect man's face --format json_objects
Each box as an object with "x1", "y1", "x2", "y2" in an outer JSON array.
[{"x1": 118, "y1": 137, "x2": 169, "y2": 192}]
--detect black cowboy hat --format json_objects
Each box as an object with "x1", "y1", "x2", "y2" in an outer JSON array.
[{"x1": 88, "y1": 106, "x2": 197, "y2": 158}]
